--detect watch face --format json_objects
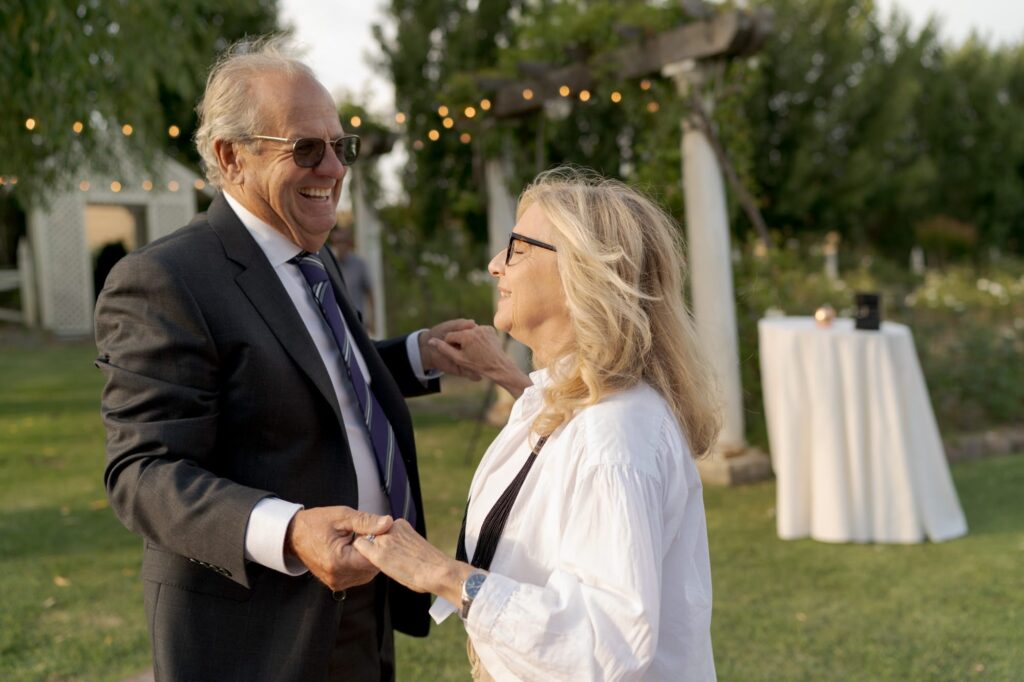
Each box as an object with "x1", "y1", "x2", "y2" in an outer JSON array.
[{"x1": 465, "y1": 572, "x2": 487, "y2": 599}]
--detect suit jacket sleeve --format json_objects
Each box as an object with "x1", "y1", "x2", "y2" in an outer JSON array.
[
  {"x1": 96, "y1": 250, "x2": 270, "y2": 587},
  {"x1": 374, "y1": 335, "x2": 439, "y2": 398}
]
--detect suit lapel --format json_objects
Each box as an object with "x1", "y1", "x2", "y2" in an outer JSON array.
[{"x1": 207, "y1": 194, "x2": 344, "y2": 424}]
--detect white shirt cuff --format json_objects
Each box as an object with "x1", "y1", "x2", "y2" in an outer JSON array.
[
  {"x1": 430, "y1": 595, "x2": 459, "y2": 624},
  {"x1": 244, "y1": 497, "x2": 307, "y2": 576},
  {"x1": 406, "y1": 328, "x2": 443, "y2": 383}
]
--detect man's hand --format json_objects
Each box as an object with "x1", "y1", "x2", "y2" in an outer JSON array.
[
  {"x1": 429, "y1": 326, "x2": 533, "y2": 398},
  {"x1": 419, "y1": 319, "x2": 480, "y2": 378},
  {"x1": 284, "y1": 506, "x2": 392, "y2": 592}
]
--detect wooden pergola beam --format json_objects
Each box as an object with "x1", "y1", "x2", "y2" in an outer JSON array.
[{"x1": 490, "y1": 9, "x2": 771, "y2": 118}]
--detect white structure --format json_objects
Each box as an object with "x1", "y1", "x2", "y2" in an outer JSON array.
[
  {"x1": 24, "y1": 155, "x2": 204, "y2": 336},
  {"x1": 350, "y1": 166, "x2": 388, "y2": 338},
  {"x1": 664, "y1": 60, "x2": 771, "y2": 485}
]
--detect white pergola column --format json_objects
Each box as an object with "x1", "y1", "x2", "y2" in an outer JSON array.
[
  {"x1": 28, "y1": 193, "x2": 93, "y2": 336},
  {"x1": 665, "y1": 60, "x2": 746, "y2": 455},
  {"x1": 351, "y1": 166, "x2": 387, "y2": 338}
]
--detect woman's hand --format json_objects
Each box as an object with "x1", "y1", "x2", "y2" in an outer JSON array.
[
  {"x1": 353, "y1": 519, "x2": 473, "y2": 605},
  {"x1": 429, "y1": 325, "x2": 533, "y2": 398}
]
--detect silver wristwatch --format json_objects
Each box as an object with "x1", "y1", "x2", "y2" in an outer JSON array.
[{"x1": 460, "y1": 569, "x2": 488, "y2": 619}]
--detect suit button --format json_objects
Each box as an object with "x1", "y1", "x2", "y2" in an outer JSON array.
[{"x1": 332, "y1": 590, "x2": 347, "y2": 602}]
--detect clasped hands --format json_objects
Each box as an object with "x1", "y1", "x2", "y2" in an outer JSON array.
[
  {"x1": 420, "y1": 319, "x2": 532, "y2": 398},
  {"x1": 286, "y1": 506, "x2": 469, "y2": 604}
]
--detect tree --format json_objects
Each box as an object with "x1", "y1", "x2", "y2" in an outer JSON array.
[
  {"x1": 376, "y1": 0, "x2": 1024, "y2": 260},
  {"x1": 0, "y1": 0, "x2": 280, "y2": 209}
]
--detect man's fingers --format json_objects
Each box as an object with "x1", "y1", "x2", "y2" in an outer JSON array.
[
  {"x1": 443, "y1": 327, "x2": 484, "y2": 345},
  {"x1": 431, "y1": 318, "x2": 476, "y2": 337},
  {"x1": 445, "y1": 318, "x2": 477, "y2": 332},
  {"x1": 429, "y1": 338, "x2": 462, "y2": 361},
  {"x1": 335, "y1": 507, "x2": 393, "y2": 535},
  {"x1": 352, "y1": 534, "x2": 379, "y2": 559}
]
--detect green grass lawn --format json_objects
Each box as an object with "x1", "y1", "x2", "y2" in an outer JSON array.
[{"x1": 1, "y1": 337, "x2": 1022, "y2": 681}]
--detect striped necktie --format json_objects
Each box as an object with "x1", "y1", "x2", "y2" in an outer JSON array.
[{"x1": 290, "y1": 251, "x2": 415, "y2": 525}]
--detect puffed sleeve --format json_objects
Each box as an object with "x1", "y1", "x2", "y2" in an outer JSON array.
[{"x1": 464, "y1": 433, "x2": 675, "y2": 680}]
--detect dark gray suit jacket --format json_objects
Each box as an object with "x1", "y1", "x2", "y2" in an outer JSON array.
[{"x1": 95, "y1": 193, "x2": 433, "y2": 681}]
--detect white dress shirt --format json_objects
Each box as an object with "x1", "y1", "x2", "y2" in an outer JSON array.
[
  {"x1": 223, "y1": 193, "x2": 433, "y2": 575},
  {"x1": 431, "y1": 367, "x2": 716, "y2": 681}
]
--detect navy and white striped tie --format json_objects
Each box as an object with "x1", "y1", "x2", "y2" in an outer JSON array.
[{"x1": 290, "y1": 251, "x2": 415, "y2": 525}]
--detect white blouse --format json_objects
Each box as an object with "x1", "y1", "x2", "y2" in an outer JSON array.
[{"x1": 431, "y1": 368, "x2": 716, "y2": 681}]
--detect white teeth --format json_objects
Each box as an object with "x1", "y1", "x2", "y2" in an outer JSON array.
[{"x1": 300, "y1": 187, "x2": 331, "y2": 198}]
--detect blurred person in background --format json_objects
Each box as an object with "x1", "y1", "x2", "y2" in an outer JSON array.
[{"x1": 329, "y1": 224, "x2": 375, "y2": 335}]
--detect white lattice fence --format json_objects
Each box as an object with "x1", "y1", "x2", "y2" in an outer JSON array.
[{"x1": 29, "y1": 193, "x2": 93, "y2": 335}]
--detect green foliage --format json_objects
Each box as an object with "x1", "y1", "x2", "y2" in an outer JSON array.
[
  {"x1": 734, "y1": 240, "x2": 1024, "y2": 443},
  {"x1": 374, "y1": 0, "x2": 524, "y2": 243},
  {"x1": 378, "y1": 0, "x2": 1024, "y2": 261},
  {"x1": 726, "y1": 0, "x2": 1024, "y2": 255},
  {"x1": 2, "y1": 336, "x2": 1022, "y2": 680},
  {"x1": 0, "y1": 0, "x2": 280, "y2": 208},
  {"x1": 378, "y1": 202, "x2": 496, "y2": 334}
]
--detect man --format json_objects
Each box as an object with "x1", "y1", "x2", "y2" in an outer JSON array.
[
  {"x1": 95, "y1": 37, "x2": 478, "y2": 681},
  {"x1": 329, "y1": 225, "x2": 375, "y2": 334}
]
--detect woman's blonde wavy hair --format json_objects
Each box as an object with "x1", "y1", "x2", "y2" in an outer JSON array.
[{"x1": 522, "y1": 167, "x2": 721, "y2": 457}]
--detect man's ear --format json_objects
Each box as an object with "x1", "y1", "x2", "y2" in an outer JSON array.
[{"x1": 214, "y1": 139, "x2": 245, "y2": 185}]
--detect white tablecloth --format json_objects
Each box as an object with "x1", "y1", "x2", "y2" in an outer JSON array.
[{"x1": 759, "y1": 317, "x2": 967, "y2": 543}]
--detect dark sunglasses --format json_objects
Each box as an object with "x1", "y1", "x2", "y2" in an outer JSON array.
[
  {"x1": 506, "y1": 232, "x2": 557, "y2": 266},
  {"x1": 248, "y1": 134, "x2": 360, "y2": 167}
]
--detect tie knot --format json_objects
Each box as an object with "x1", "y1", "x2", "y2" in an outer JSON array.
[{"x1": 291, "y1": 251, "x2": 329, "y2": 284}]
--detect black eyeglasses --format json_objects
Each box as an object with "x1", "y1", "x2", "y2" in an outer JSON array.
[
  {"x1": 506, "y1": 232, "x2": 557, "y2": 266},
  {"x1": 248, "y1": 135, "x2": 360, "y2": 167}
]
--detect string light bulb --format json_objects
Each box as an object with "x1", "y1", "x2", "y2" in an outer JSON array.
[
  {"x1": 142, "y1": 180, "x2": 153, "y2": 191},
  {"x1": 480, "y1": 99, "x2": 491, "y2": 111},
  {"x1": 464, "y1": 106, "x2": 476, "y2": 118},
  {"x1": 559, "y1": 85, "x2": 571, "y2": 97},
  {"x1": 522, "y1": 88, "x2": 534, "y2": 101},
  {"x1": 168, "y1": 125, "x2": 180, "y2": 138},
  {"x1": 640, "y1": 79, "x2": 652, "y2": 91},
  {"x1": 395, "y1": 112, "x2": 407, "y2": 124},
  {"x1": 442, "y1": 117, "x2": 454, "y2": 129},
  {"x1": 437, "y1": 105, "x2": 449, "y2": 117},
  {"x1": 428, "y1": 129, "x2": 440, "y2": 141},
  {"x1": 646, "y1": 101, "x2": 660, "y2": 113},
  {"x1": 349, "y1": 115, "x2": 362, "y2": 128},
  {"x1": 110, "y1": 181, "x2": 122, "y2": 192},
  {"x1": 578, "y1": 90, "x2": 591, "y2": 102},
  {"x1": 194, "y1": 179, "x2": 206, "y2": 190},
  {"x1": 25, "y1": 118, "x2": 36, "y2": 130},
  {"x1": 610, "y1": 91, "x2": 622, "y2": 103},
  {"x1": 168, "y1": 180, "x2": 179, "y2": 192},
  {"x1": 121, "y1": 124, "x2": 133, "y2": 136},
  {"x1": 79, "y1": 181, "x2": 90, "y2": 191},
  {"x1": 72, "y1": 121, "x2": 84, "y2": 134},
  {"x1": 459, "y1": 132, "x2": 472, "y2": 144}
]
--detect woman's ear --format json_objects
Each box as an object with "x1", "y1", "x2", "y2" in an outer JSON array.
[{"x1": 214, "y1": 139, "x2": 245, "y2": 186}]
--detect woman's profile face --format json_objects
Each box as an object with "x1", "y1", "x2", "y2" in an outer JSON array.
[{"x1": 488, "y1": 203, "x2": 572, "y2": 363}]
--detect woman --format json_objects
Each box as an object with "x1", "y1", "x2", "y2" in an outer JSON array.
[{"x1": 355, "y1": 167, "x2": 721, "y2": 680}]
